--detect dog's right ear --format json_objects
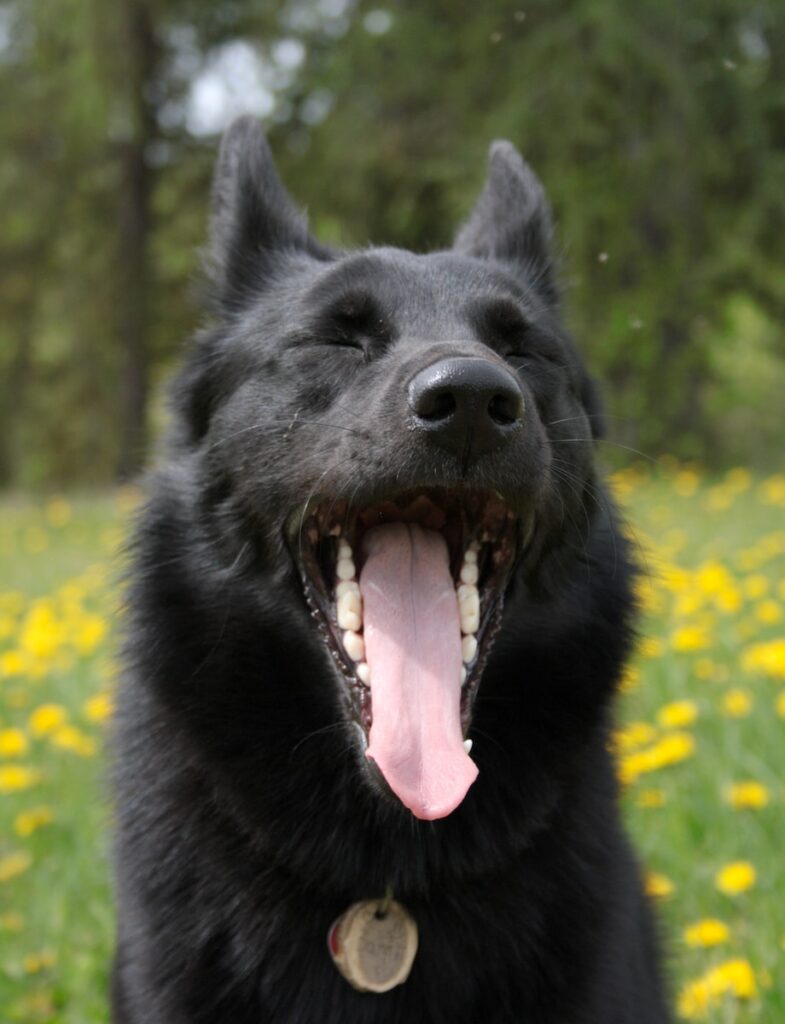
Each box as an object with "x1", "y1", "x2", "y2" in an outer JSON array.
[{"x1": 207, "y1": 116, "x2": 327, "y2": 310}]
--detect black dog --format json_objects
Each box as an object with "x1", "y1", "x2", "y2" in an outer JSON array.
[{"x1": 112, "y1": 117, "x2": 669, "y2": 1022}]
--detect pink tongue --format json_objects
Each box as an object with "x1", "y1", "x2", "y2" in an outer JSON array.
[{"x1": 358, "y1": 522, "x2": 478, "y2": 820}]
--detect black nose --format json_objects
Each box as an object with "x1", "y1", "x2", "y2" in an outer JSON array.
[{"x1": 407, "y1": 357, "x2": 524, "y2": 458}]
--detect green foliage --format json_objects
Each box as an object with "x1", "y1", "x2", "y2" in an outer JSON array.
[{"x1": 1, "y1": 0, "x2": 783, "y2": 485}]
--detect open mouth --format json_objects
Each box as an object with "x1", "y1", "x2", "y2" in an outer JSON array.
[{"x1": 288, "y1": 487, "x2": 525, "y2": 820}]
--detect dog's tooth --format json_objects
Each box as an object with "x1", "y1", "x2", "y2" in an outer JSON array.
[
  {"x1": 336, "y1": 557, "x2": 356, "y2": 581},
  {"x1": 461, "y1": 611, "x2": 480, "y2": 634},
  {"x1": 460, "y1": 665, "x2": 467, "y2": 685},
  {"x1": 343, "y1": 630, "x2": 365, "y2": 662},
  {"x1": 458, "y1": 585, "x2": 479, "y2": 614},
  {"x1": 337, "y1": 589, "x2": 362, "y2": 632},
  {"x1": 336, "y1": 580, "x2": 360, "y2": 599},
  {"x1": 459, "y1": 562, "x2": 479, "y2": 585},
  {"x1": 461, "y1": 634, "x2": 477, "y2": 664},
  {"x1": 338, "y1": 539, "x2": 353, "y2": 560},
  {"x1": 356, "y1": 662, "x2": 370, "y2": 684},
  {"x1": 463, "y1": 739, "x2": 473, "y2": 754}
]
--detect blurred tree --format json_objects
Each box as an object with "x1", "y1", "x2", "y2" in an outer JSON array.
[
  {"x1": 0, "y1": 0, "x2": 783, "y2": 485},
  {"x1": 273, "y1": 0, "x2": 785, "y2": 463}
]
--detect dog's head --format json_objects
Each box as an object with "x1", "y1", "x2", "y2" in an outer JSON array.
[{"x1": 171, "y1": 117, "x2": 609, "y2": 822}]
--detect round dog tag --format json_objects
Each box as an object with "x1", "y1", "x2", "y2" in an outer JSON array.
[{"x1": 327, "y1": 898, "x2": 418, "y2": 993}]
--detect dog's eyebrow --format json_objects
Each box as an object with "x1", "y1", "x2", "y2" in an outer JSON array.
[{"x1": 466, "y1": 296, "x2": 530, "y2": 333}]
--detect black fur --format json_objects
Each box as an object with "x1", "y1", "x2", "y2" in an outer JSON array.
[{"x1": 112, "y1": 117, "x2": 670, "y2": 1023}]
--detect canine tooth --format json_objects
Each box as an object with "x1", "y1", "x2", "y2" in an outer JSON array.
[
  {"x1": 464, "y1": 548, "x2": 478, "y2": 565},
  {"x1": 461, "y1": 611, "x2": 480, "y2": 634},
  {"x1": 343, "y1": 630, "x2": 365, "y2": 662},
  {"x1": 336, "y1": 580, "x2": 360, "y2": 599},
  {"x1": 357, "y1": 662, "x2": 370, "y2": 684},
  {"x1": 461, "y1": 635, "x2": 478, "y2": 663},
  {"x1": 463, "y1": 739, "x2": 473, "y2": 754},
  {"x1": 460, "y1": 562, "x2": 479, "y2": 585},
  {"x1": 338, "y1": 539, "x2": 353, "y2": 560},
  {"x1": 336, "y1": 557, "x2": 356, "y2": 581},
  {"x1": 337, "y1": 590, "x2": 362, "y2": 631},
  {"x1": 460, "y1": 666, "x2": 467, "y2": 685}
]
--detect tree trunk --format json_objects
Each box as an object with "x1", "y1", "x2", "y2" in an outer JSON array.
[{"x1": 116, "y1": 0, "x2": 157, "y2": 481}]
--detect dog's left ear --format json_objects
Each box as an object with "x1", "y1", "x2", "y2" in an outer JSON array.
[
  {"x1": 455, "y1": 141, "x2": 556, "y2": 303},
  {"x1": 207, "y1": 116, "x2": 328, "y2": 310}
]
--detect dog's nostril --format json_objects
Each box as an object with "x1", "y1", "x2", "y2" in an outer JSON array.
[
  {"x1": 488, "y1": 391, "x2": 522, "y2": 426},
  {"x1": 414, "y1": 388, "x2": 456, "y2": 422}
]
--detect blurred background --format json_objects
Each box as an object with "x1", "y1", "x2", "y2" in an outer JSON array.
[
  {"x1": 1, "y1": 0, "x2": 784, "y2": 485},
  {"x1": 1, "y1": 2, "x2": 785, "y2": 1022}
]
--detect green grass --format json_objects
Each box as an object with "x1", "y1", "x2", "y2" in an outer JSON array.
[{"x1": 0, "y1": 469, "x2": 784, "y2": 1021}]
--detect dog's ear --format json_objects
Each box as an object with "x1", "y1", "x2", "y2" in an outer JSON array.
[
  {"x1": 455, "y1": 141, "x2": 556, "y2": 303},
  {"x1": 207, "y1": 116, "x2": 327, "y2": 309}
]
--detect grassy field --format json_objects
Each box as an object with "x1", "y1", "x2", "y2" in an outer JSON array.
[{"x1": 0, "y1": 466, "x2": 784, "y2": 1021}]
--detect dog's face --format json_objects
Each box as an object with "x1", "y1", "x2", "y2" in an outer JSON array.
[{"x1": 173, "y1": 118, "x2": 604, "y2": 822}]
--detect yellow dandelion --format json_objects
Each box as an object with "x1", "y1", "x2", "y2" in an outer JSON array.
[
  {"x1": 657, "y1": 701, "x2": 698, "y2": 729},
  {"x1": 0, "y1": 728, "x2": 28, "y2": 758},
  {"x1": 759, "y1": 474, "x2": 785, "y2": 506},
  {"x1": 619, "y1": 665, "x2": 640, "y2": 693},
  {"x1": 72, "y1": 614, "x2": 107, "y2": 656},
  {"x1": 28, "y1": 704, "x2": 67, "y2": 737},
  {"x1": 0, "y1": 850, "x2": 32, "y2": 883},
  {"x1": 683, "y1": 918, "x2": 730, "y2": 948},
  {"x1": 755, "y1": 599, "x2": 781, "y2": 625},
  {"x1": 678, "y1": 958, "x2": 757, "y2": 1018},
  {"x1": 618, "y1": 732, "x2": 695, "y2": 785},
  {"x1": 84, "y1": 692, "x2": 114, "y2": 723},
  {"x1": 725, "y1": 467, "x2": 751, "y2": 492},
  {"x1": 743, "y1": 574, "x2": 769, "y2": 600},
  {"x1": 0, "y1": 765, "x2": 40, "y2": 793},
  {"x1": 725, "y1": 781, "x2": 770, "y2": 810},
  {"x1": 636, "y1": 788, "x2": 667, "y2": 808},
  {"x1": 674, "y1": 470, "x2": 699, "y2": 497},
  {"x1": 715, "y1": 861, "x2": 756, "y2": 895},
  {"x1": 22, "y1": 948, "x2": 56, "y2": 974},
  {"x1": 645, "y1": 871, "x2": 674, "y2": 900},
  {"x1": 714, "y1": 586, "x2": 742, "y2": 614},
  {"x1": 693, "y1": 658, "x2": 716, "y2": 681},
  {"x1": 722, "y1": 689, "x2": 752, "y2": 717},
  {"x1": 0, "y1": 649, "x2": 27, "y2": 677},
  {"x1": 638, "y1": 637, "x2": 664, "y2": 659},
  {"x1": 671, "y1": 626, "x2": 711, "y2": 652},
  {"x1": 742, "y1": 639, "x2": 785, "y2": 679},
  {"x1": 0, "y1": 911, "x2": 24, "y2": 932},
  {"x1": 45, "y1": 496, "x2": 72, "y2": 527},
  {"x1": 614, "y1": 721, "x2": 656, "y2": 752},
  {"x1": 50, "y1": 724, "x2": 96, "y2": 757},
  {"x1": 14, "y1": 806, "x2": 54, "y2": 837}
]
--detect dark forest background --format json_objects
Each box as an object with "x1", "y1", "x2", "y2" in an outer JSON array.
[{"x1": 1, "y1": 0, "x2": 783, "y2": 487}]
